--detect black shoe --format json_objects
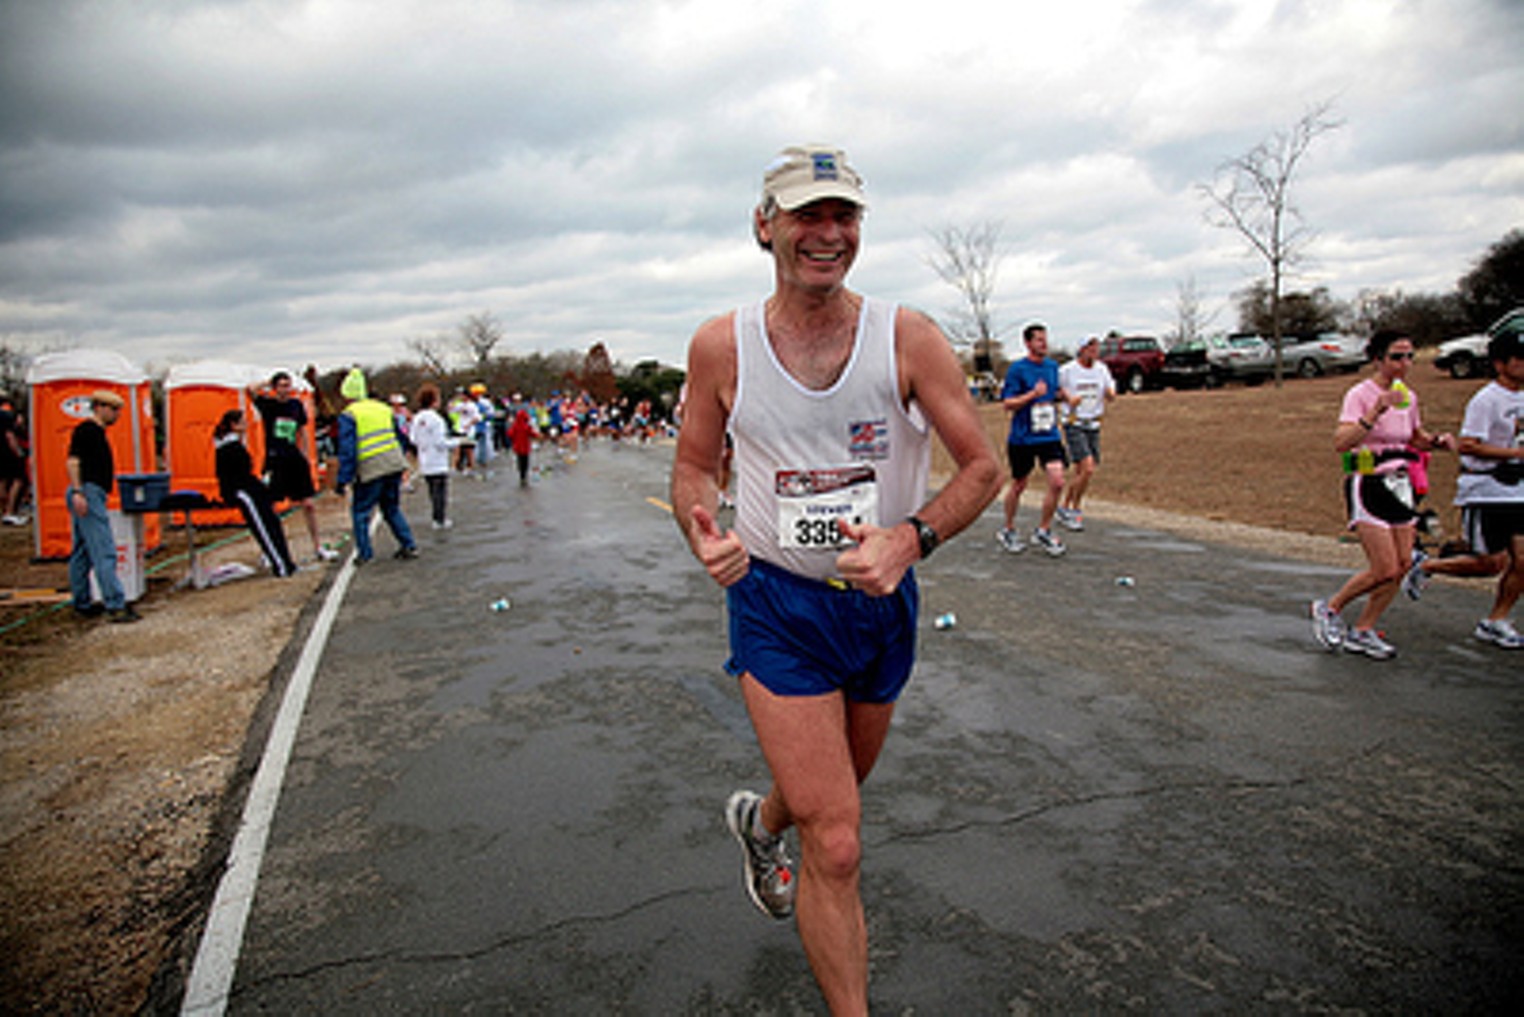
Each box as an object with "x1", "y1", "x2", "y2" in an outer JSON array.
[
  {"x1": 394, "y1": 546, "x2": 419, "y2": 560},
  {"x1": 73, "y1": 602, "x2": 106, "y2": 619},
  {"x1": 108, "y1": 605, "x2": 142, "y2": 624}
]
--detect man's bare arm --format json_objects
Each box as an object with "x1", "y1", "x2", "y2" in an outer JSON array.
[
  {"x1": 898, "y1": 307, "x2": 1002, "y2": 542},
  {"x1": 670, "y1": 314, "x2": 749, "y2": 587}
]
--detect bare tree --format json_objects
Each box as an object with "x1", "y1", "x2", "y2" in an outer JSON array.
[
  {"x1": 1, "y1": 336, "x2": 31, "y2": 400},
  {"x1": 1167, "y1": 276, "x2": 1218, "y2": 348},
  {"x1": 1199, "y1": 99, "x2": 1340, "y2": 385},
  {"x1": 406, "y1": 333, "x2": 452, "y2": 375},
  {"x1": 927, "y1": 221, "x2": 1006, "y2": 374},
  {"x1": 458, "y1": 311, "x2": 505, "y2": 372}
]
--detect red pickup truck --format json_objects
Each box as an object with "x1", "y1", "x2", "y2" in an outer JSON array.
[{"x1": 1098, "y1": 335, "x2": 1166, "y2": 394}]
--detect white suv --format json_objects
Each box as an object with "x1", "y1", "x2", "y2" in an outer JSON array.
[{"x1": 1436, "y1": 309, "x2": 1524, "y2": 379}]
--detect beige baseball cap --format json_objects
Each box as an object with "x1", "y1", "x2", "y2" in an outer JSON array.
[
  {"x1": 91, "y1": 389, "x2": 125, "y2": 408},
  {"x1": 761, "y1": 145, "x2": 866, "y2": 211}
]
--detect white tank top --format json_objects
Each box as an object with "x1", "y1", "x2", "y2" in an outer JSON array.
[{"x1": 731, "y1": 297, "x2": 930, "y2": 582}]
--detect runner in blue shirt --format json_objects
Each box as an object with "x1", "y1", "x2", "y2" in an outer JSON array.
[{"x1": 996, "y1": 322, "x2": 1069, "y2": 556}]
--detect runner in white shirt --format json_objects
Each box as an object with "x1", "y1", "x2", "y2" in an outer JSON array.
[
  {"x1": 671, "y1": 144, "x2": 1000, "y2": 1016},
  {"x1": 1401, "y1": 328, "x2": 1524, "y2": 648},
  {"x1": 1056, "y1": 336, "x2": 1116, "y2": 531}
]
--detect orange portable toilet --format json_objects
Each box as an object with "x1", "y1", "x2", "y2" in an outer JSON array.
[
  {"x1": 26, "y1": 349, "x2": 162, "y2": 560},
  {"x1": 164, "y1": 361, "x2": 267, "y2": 526}
]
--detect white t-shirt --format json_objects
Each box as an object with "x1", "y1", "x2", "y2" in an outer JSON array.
[
  {"x1": 1058, "y1": 359, "x2": 1115, "y2": 426},
  {"x1": 409, "y1": 408, "x2": 452, "y2": 476},
  {"x1": 1456, "y1": 380, "x2": 1524, "y2": 505}
]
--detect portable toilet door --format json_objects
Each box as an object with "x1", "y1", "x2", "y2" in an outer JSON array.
[
  {"x1": 26, "y1": 349, "x2": 161, "y2": 560},
  {"x1": 164, "y1": 361, "x2": 265, "y2": 527}
]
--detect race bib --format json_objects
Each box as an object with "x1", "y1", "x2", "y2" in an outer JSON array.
[
  {"x1": 1030, "y1": 403, "x2": 1056, "y2": 433},
  {"x1": 776, "y1": 465, "x2": 879, "y2": 549}
]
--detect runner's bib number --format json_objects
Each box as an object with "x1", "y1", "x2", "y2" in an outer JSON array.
[
  {"x1": 1030, "y1": 402, "x2": 1056, "y2": 433},
  {"x1": 775, "y1": 466, "x2": 879, "y2": 549}
]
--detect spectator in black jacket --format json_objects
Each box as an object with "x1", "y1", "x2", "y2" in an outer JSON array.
[{"x1": 215, "y1": 409, "x2": 297, "y2": 578}]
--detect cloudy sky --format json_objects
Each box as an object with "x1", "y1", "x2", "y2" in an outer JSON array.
[{"x1": 2, "y1": 0, "x2": 1520, "y2": 377}]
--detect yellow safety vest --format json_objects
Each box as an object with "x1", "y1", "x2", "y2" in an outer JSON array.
[{"x1": 345, "y1": 399, "x2": 405, "y2": 481}]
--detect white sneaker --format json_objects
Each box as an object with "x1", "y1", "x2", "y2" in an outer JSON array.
[
  {"x1": 1474, "y1": 618, "x2": 1524, "y2": 650},
  {"x1": 724, "y1": 790, "x2": 795, "y2": 920},
  {"x1": 1031, "y1": 528, "x2": 1067, "y2": 557},
  {"x1": 1310, "y1": 599, "x2": 1346, "y2": 651},
  {"x1": 1343, "y1": 627, "x2": 1397, "y2": 660},
  {"x1": 1056, "y1": 508, "x2": 1084, "y2": 532},
  {"x1": 316, "y1": 546, "x2": 340, "y2": 562},
  {"x1": 995, "y1": 527, "x2": 1025, "y2": 553},
  {"x1": 1401, "y1": 549, "x2": 1430, "y2": 601}
]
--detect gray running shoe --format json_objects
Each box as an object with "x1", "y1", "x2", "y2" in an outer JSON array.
[
  {"x1": 724, "y1": 790, "x2": 795, "y2": 919},
  {"x1": 1343, "y1": 627, "x2": 1396, "y2": 660},
  {"x1": 1031, "y1": 528, "x2": 1067, "y2": 557},
  {"x1": 1474, "y1": 618, "x2": 1524, "y2": 649},
  {"x1": 1401, "y1": 549, "x2": 1430, "y2": 601},
  {"x1": 1056, "y1": 508, "x2": 1084, "y2": 532},
  {"x1": 995, "y1": 527, "x2": 1025, "y2": 553},
  {"x1": 1310, "y1": 599, "x2": 1346, "y2": 651}
]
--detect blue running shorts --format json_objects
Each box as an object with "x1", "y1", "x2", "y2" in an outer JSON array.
[{"x1": 725, "y1": 558, "x2": 919, "y2": 703}]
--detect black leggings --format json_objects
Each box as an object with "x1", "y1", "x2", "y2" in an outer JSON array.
[
  {"x1": 426, "y1": 474, "x2": 448, "y2": 524},
  {"x1": 233, "y1": 488, "x2": 296, "y2": 576}
]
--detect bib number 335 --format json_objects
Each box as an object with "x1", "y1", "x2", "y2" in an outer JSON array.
[{"x1": 775, "y1": 466, "x2": 879, "y2": 550}]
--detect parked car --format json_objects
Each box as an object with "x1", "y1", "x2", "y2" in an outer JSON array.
[
  {"x1": 1161, "y1": 339, "x2": 1218, "y2": 388},
  {"x1": 1214, "y1": 334, "x2": 1277, "y2": 383},
  {"x1": 1098, "y1": 335, "x2": 1166, "y2": 394},
  {"x1": 1434, "y1": 308, "x2": 1524, "y2": 379},
  {"x1": 1276, "y1": 332, "x2": 1367, "y2": 378}
]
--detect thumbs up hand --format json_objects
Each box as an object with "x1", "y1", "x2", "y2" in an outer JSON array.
[{"x1": 690, "y1": 504, "x2": 749, "y2": 587}]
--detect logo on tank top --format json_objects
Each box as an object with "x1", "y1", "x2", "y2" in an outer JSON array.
[{"x1": 848, "y1": 418, "x2": 889, "y2": 460}]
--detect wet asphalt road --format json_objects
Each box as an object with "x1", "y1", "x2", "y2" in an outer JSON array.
[{"x1": 223, "y1": 440, "x2": 1521, "y2": 1014}]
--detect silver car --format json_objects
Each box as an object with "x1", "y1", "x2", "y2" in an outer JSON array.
[
  {"x1": 1277, "y1": 333, "x2": 1367, "y2": 377},
  {"x1": 1211, "y1": 334, "x2": 1277, "y2": 383}
]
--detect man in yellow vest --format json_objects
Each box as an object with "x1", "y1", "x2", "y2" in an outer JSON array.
[{"x1": 335, "y1": 367, "x2": 418, "y2": 564}]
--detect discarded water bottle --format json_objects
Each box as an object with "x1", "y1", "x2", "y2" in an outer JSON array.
[
  {"x1": 489, "y1": 597, "x2": 511, "y2": 613},
  {"x1": 1115, "y1": 576, "x2": 1136, "y2": 587},
  {"x1": 933, "y1": 612, "x2": 957, "y2": 630}
]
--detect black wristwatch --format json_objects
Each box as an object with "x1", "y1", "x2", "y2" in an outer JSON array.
[{"x1": 907, "y1": 515, "x2": 939, "y2": 560}]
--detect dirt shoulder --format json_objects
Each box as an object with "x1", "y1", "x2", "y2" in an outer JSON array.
[
  {"x1": 0, "y1": 361, "x2": 1490, "y2": 1014},
  {"x1": 1, "y1": 499, "x2": 348, "y2": 1014}
]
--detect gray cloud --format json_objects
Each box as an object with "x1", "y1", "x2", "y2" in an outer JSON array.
[{"x1": 2, "y1": 0, "x2": 1521, "y2": 375}]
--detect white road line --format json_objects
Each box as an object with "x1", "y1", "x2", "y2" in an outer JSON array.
[{"x1": 180, "y1": 552, "x2": 359, "y2": 1016}]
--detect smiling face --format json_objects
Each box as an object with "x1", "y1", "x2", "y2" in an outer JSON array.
[{"x1": 755, "y1": 197, "x2": 861, "y2": 294}]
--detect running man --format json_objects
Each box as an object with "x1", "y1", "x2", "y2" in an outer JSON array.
[
  {"x1": 995, "y1": 323, "x2": 1069, "y2": 556},
  {"x1": 671, "y1": 144, "x2": 1000, "y2": 1015},
  {"x1": 1056, "y1": 335, "x2": 1116, "y2": 531},
  {"x1": 251, "y1": 371, "x2": 338, "y2": 562},
  {"x1": 1402, "y1": 327, "x2": 1524, "y2": 648}
]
